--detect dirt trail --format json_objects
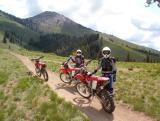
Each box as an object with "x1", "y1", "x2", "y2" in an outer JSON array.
[{"x1": 11, "y1": 52, "x2": 154, "y2": 121}]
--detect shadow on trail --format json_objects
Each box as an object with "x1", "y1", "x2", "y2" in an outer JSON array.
[
  {"x1": 55, "y1": 82, "x2": 77, "y2": 95},
  {"x1": 73, "y1": 97, "x2": 92, "y2": 106},
  {"x1": 55, "y1": 82, "x2": 114, "y2": 121},
  {"x1": 73, "y1": 96, "x2": 114, "y2": 121},
  {"x1": 80, "y1": 106, "x2": 114, "y2": 121}
]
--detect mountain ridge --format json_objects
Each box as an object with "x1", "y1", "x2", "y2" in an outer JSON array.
[
  {"x1": 0, "y1": 9, "x2": 160, "y2": 62},
  {"x1": 24, "y1": 11, "x2": 95, "y2": 36}
]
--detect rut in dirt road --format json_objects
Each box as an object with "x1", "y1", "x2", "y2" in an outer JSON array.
[{"x1": 11, "y1": 52, "x2": 154, "y2": 121}]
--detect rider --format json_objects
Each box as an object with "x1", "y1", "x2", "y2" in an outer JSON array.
[
  {"x1": 64, "y1": 49, "x2": 85, "y2": 77},
  {"x1": 70, "y1": 49, "x2": 85, "y2": 68},
  {"x1": 90, "y1": 47, "x2": 116, "y2": 93}
]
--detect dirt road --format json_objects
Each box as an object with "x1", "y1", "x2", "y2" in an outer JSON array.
[{"x1": 11, "y1": 52, "x2": 154, "y2": 121}]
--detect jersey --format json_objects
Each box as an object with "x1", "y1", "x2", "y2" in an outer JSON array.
[
  {"x1": 96, "y1": 57, "x2": 116, "y2": 72},
  {"x1": 71, "y1": 55, "x2": 84, "y2": 68}
]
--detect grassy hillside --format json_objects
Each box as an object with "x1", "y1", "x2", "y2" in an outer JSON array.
[
  {"x1": 10, "y1": 45, "x2": 160, "y2": 121},
  {"x1": 0, "y1": 12, "x2": 39, "y2": 47},
  {"x1": 100, "y1": 33, "x2": 160, "y2": 62},
  {"x1": 102, "y1": 33, "x2": 159, "y2": 54},
  {"x1": 0, "y1": 46, "x2": 90, "y2": 121},
  {"x1": 100, "y1": 38, "x2": 145, "y2": 61},
  {"x1": 0, "y1": 31, "x2": 3, "y2": 41}
]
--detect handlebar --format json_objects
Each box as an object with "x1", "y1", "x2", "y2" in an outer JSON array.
[
  {"x1": 38, "y1": 56, "x2": 44, "y2": 59},
  {"x1": 62, "y1": 57, "x2": 92, "y2": 66},
  {"x1": 85, "y1": 59, "x2": 93, "y2": 66},
  {"x1": 31, "y1": 56, "x2": 44, "y2": 61},
  {"x1": 78, "y1": 60, "x2": 92, "y2": 74},
  {"x1": 62, "y1": 56, "x2": 72, "y2": 65}
]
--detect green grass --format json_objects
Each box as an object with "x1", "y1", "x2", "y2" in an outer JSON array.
[
  {"x1": 0, "y1": 71, "x2": 9, "y2": 84},
  {"x1": 9, "y1": 46, "x2": 160, "y2": 121},
  {"x1": 115, "y1": 62, "x2": 160, "y2": 120},
  {"x1": 0, "y1": 48, "x2": 90, "y2": 121}
]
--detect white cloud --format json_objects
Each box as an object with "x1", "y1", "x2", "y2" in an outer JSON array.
[
  {"x1": 0, "y1": 0, "x2": 28, "y2": 18},
  {"x1": 0, "y1": 0, "x2": 160, "y2": 51}
]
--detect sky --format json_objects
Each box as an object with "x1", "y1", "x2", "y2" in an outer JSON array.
[{"x1": 0, "y1": 0, "x2": 160, "y2": 51}]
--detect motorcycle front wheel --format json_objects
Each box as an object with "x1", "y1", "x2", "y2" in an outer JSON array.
[
  {"x1": 35, "y1": 68, "x2": 41, "y2": 77},
  {"x1": 101, "y1": 91, "x2": 115, "y2": 113},
  {"x1": 60, "y1": 73, "x2": 72, "y2": 83},
  {"x1": 76, "y1": 82, "x2": 92, "y2": 98},
  {"x1": 42, "y1": 69, "x2": 48, "y2": 81}
]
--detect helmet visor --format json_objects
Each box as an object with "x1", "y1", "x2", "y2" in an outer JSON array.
[
  {"x1": 77, "y1": 51, "x2": 82, "y2": 54},
  {"x1": 103, "y1": 50, "x2": 110, "y2": 55}
]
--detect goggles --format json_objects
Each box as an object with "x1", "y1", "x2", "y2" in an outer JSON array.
[
  {"x1": 103, "y1": 50, "x2": 111, "y2": 55},
  {"x1": 77, "y1": 51, "x2": 82, "y2": 54}
]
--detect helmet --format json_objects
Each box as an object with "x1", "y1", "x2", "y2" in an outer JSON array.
[
  {"x1": 76, "y1": 49, "x2": 82, "y2": 56},
  {"x1": 102, "y1": 47, "x2": 111, "y2": 58}
]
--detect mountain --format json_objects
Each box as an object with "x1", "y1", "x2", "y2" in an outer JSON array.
[
  {"x1": 0, "y1": 10, "x2": 39, "y2": 47},
  {"x1": 24, "y1": 11, "x2": 95, "y2": 36},
  {"x1": 0, "y1": 9, "x2": 160, "y2": 62}
]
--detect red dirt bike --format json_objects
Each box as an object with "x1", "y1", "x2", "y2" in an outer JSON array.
[
  {"x1": 75, "y1": 67, "x2": 115, "y2": 113},
  {"x1": 59, "y1": 57, "x2": 92, "y2": 84},
  {"x1": 31, "y1": 56, "x2": 48, "y2": 81}
]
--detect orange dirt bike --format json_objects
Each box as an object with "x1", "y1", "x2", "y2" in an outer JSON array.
[{"x1": 31, "y1": 56, "x2": 48, "y2": 81}]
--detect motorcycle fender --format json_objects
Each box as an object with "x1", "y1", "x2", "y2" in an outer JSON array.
[
  {"x1": 74, "y1": 74, "x2": 84, "y2": 81},
  {"x1": 59, "y1": 68, "x2": 66, "y2": 73}
]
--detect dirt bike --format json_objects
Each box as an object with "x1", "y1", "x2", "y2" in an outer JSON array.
[
  {"x1": 31, "y1": 56, "x2": 48, "y2": 81},
  {"x1": 74, "y1": 67, "x2": 115, "y2": 113},
  {"x1": 59, "y1": 57, "x2": 92, "y2": 84}
]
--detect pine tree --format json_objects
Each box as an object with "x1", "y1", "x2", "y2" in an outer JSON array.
[
  {"x1": 126, "y1": 52, "x2": 130, "y2": 62},
  {"x1": 3, "y1": 31, "x2": 7, "y2": 43},
  {"x1": 146, "y1": 51, "x2": 150, "y2": 63}
]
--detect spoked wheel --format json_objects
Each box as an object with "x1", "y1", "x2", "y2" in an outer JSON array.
[
  {"x1": 60, "y1": 73, "x2": 72, "y2": 83},
  {"x1": 42, "y1": 69, "x2": 48, "y2": 81},
  {"x1": 35, "y1": 68, "x2": 41, "y2": 77},
  {"x1": 71, "y1": 78, "x2": 79, "y2": 86},
  {"x1": 76, "y1": 82, "x2": 92, "y2": 98},
  {"x1": 101, "y1": 91, "x2": 115, "y2": 113}
]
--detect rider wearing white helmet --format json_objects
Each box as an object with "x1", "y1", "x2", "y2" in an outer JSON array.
[
  {"x1": 76, "y1": 49, "x2": 82, "y2": 56},
  {"x1": 102, "y1": 47, "x2": 111, "y2": 58},
  {"x1": 90, "y1": 47, "x2": 117, "y2": 93},
  {"x1": 71, "y1": 49, "x2": 85, "y2": 68}
]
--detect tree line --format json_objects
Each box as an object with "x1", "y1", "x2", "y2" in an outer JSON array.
[
  {"x1": 29, "y1": 33, "x2": 101, "y2": 59},
  {"x1": 2, "y1": 31, "x2": 23, "y2": 46},
  {"x1": 2, "y1": 31, "x2": 160, "y2": 63}
]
